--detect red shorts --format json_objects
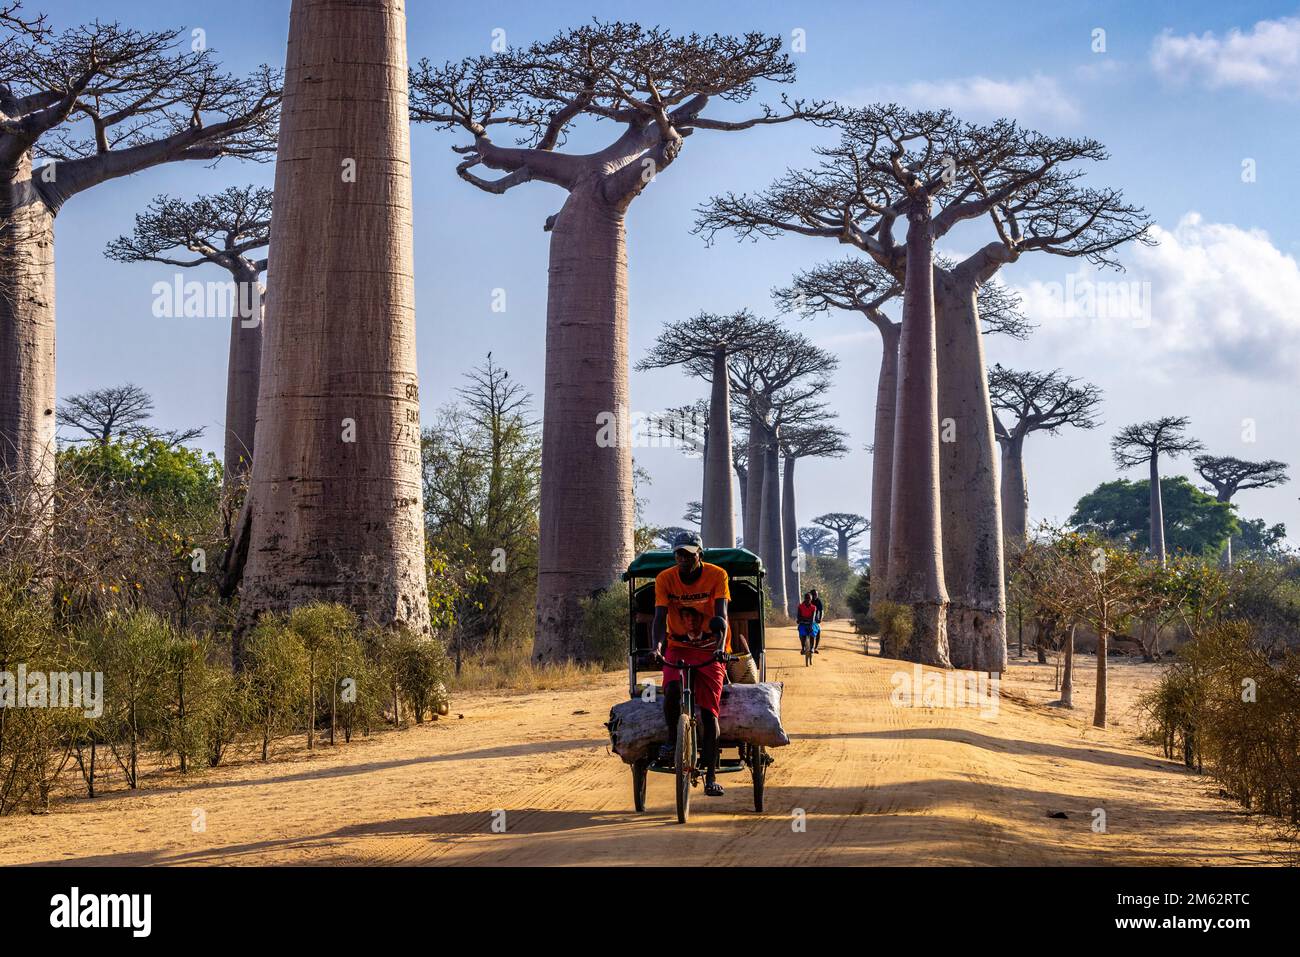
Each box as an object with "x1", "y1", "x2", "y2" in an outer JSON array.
[{"x1": 662, "y1": 644, "x2": 724, "y2": 716}]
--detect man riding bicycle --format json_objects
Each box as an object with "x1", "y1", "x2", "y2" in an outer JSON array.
[
  {"x1": 797, "y1": 591, "x2": 820, "y2": 656},
  {"x1": 809, "y1": 589, "x2": 825, "y2": 653},
  {"x1": 651, "y1": 531, "x2": 730, "y2": 797}
]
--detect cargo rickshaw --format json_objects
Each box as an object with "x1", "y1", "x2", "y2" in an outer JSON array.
[{"x1": 621, "y1": 547, "x2": 771, "y2": 823}]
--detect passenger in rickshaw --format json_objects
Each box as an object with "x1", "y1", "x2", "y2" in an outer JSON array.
[{"x1": 651, "y1": 532, "x2": 732, "y2": 796}]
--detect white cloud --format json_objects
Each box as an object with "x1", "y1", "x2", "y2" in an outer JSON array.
[
  {"x1": 1151, "y1": 15, "x2": 1300, "y2": 97},
  {"x1": 1012, "y1": 213, "x2": 1300, "y2": 378},
  {"x1": 847, "y1": 74, "x2": 1080, "y2": 124}
]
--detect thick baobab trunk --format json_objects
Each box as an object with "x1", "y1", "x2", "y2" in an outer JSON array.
[
  {"x1": 533, "y1": 182, "x2": 634, "y2": 662},
  {"x1": 869, "y1": 322, "x2": 899, "y2": 599},
  {"x1": 223, "y1": 263, "x2": 263, "y2": 485},
  {"x1": 758, "y1": 440, "x2": 786, "y2": 612},
  {"x1": 884, "y1": 213, "x2": 950, "y2": 667},
  {"x1": 0, "y1": 154, "x2": 57, "y2": 493},
  {"x1": 782, "y1": 453, "x2": 799, "y2": 616},
  {"x1": 935, "y1": 274, "x2": 1007, "y2": 673},
  {"x1": 701, "y1": 347, "x2": 735, "y2": 547},
  {"x1": 1093, "y1": 628, "x2": 1108, "y2": 728},
  {"x1": 743, "y1": 416, "x2": 764, "y2": 550},
  {"x1": 238, "y1": 0, "x2": 429, "y2": 640},
  {"x1": 1059, "y1": 623, "x2": 1075, "y2": 708},
  {"x1": 835, "y1": 531, "x2": 850, "y2": 564},
  {"x1": 999, "y1": 432, "x2": 1028, "y2": 549},
  {"x1": 1149, "y1": 458, "x2": 1166, "y2": 565}
]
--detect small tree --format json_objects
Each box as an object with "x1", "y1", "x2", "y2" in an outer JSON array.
[
  {"x1": 1111, "y1": 416, "x2": 1204, "y2": 565},
  {"x1": 57, "y1": 384, "x2": 203, "y2": 449},
  {"x1": 1033, "y1": 531, "x2": 1161, "y2": 728},
  {"x1": 243, "y1": 614, "x2": 308, "y2": 762}
]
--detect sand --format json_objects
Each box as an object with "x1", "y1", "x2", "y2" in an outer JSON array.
[{"x1": 0, "y1": 621, "x2": 1283, "y2": 866}]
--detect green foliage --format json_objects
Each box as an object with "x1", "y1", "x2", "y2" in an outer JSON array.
[
  {"x1": 387, "y1": 626, "x2": 452, "y2": 723},
  {"x1": 58, "y1": 438, "x2": 220, "y2": 508},
  {"x1": 579, "y1": 584, "x2": 629, "y2": 671},
  {"x1": 873, "y1": 600, "x2": 913, "y2": 660},
  {"x1": 1069, "y1": 476, "x2": 1237, "y2": 559},
  {"x1": 845, "y1": 570, "x2": 872, "y2": 638},
  {"x1": 422, "y1": 356, "x2": 541, "y2": 656},
  {"x1": 243, "y1": 613, "x2": 309, "y2": 761}
]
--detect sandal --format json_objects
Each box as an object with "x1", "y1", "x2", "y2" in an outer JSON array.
[{"x1": 704, "y1": 780, "x2": 725, "y2": 797}]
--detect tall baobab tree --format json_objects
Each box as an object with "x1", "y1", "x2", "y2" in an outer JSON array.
[
  {"x1": 774, "y1": 255, "x2": 1028, "y2": 604},
  {"x1": 781, "y1": 423, "x2": 848, "y2": 614},
  {"x1": 730, "y1": 334, "x2": 837, "y2": 611},
  {"x1": 1193, "y1": 454, "x2": 1290, "y2": 566},
  {"x1": 699, "y1": 105, "x2": 1151, "y2": 669},
  {"x1": 637, "y1": 310, "x2": 778, "y2": 547},
  {"x1": 727, "y1": 324, "x2": 832, "y2": 557},
  {"x1": 988, "y1": 365, "x2": 1102, "y2": 549},
  {"x1": 0, "y1": 9, "x2": 278, "y2": 497},
  {"x1": 235, "y1": 0, "x2": 429, "y2": 644},
  {"x1": 105, "y1": 186, "x2": 270, "y2": 484},
  {"x1": 410, "y1": 23, "x2": 834, "y2": 662},
  {"x1": 813, "y1": 512, "x2": 870, "y2": 564},
  {"x1": 1111, "y1": 417, "x2": 1204, "y2": 565}
]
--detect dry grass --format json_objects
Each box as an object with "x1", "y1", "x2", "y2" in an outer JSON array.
[{"x1": 449, "y1": 640, "x2": 609, "y2": 692}]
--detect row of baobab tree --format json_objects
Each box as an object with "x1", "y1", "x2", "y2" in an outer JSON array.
[{"x1": 2, "y1": 5, "x2": 1284, "y2": 671}]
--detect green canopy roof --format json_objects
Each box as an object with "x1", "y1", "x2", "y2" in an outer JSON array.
[{"x1": 622, "y1": 547, "x2": 764, "y2": 581}]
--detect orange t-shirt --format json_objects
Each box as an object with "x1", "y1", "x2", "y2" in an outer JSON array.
[{"x1": 655, "y1": 561, "x2": 730, "y2": 650}]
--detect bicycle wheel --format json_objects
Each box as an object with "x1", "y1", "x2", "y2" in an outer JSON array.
[
  {"x1": 674, "y1": 716, "x2": 693, "y2": 824},
  {"x1": 632, "y1": 758, "x2": 648, "y2": 812},
  {"x1": 751, "y1": 744, "x2": 766, "y2": 812}
]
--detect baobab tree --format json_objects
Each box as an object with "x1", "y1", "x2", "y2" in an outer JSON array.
[
  {"x1": 410, "y1": 23, "x2": 834, "y2": 662},
  {"x1": 774, "y1": 255, "x2": 1028, "y2": 603},
  {"x1": 813, "y1": 513, "x2": 870, "y2": 564},
  {"x1": 1193, "y1": 454, "x2": 1289, "y2": 565},
  {"x1": 700, "y1": 106, "x2": 1151, "y2": 670},
  {"x1": 637, "y1": 310, "x2": 778, "y2": 547},
  {"x1": 798, "y1": 525, "x2": 834, "y2": 557},
  {"x1": 235, "y1": 0, "x2": 429, "y2": 644},
  {"x1": 0, "y1": 8, "x2": 279, "y2": 497},
  {"x1": 105, "y1": 186, "x2": 271, "y2": 484},
  {"x1": 57, "y1": 383, "x2": 202, "y2": 448},
  {"x1": 988, "y1": 364, "x2": 1102, "y2": 549},
  {"x1": 727, "y1": 324, "x2": 833, "y2": 556},
  {"x1": 731, "y1": 335, "x2": 837, "y2": 611},
  {"x1": 781, "y1": 423, "x2": 848, "y2": 614},
  {"x1": 1111, "y1": 417, "x2": 1204, "y2": 565}
]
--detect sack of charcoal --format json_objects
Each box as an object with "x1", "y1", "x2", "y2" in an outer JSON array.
[{"x1": 606, "y1": 682, "x2": 789, "y2": 765}]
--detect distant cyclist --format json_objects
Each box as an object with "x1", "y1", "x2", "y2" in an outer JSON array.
[
  {"x1": 796, "y1": 592, "x2": 819, "y2": 656},
  {"x1": 809, "y1": 589, "x2": 825, "y2": 653}
]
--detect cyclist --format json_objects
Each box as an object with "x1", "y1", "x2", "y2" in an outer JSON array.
[
  {"x1": 796, "y1": 592, "x2": 819, "y2": 656},
  {"x1": 809, "y1": 589, "x2": 825, "y2": 653},
  {"x1": 651, "y1": 532, "x2": 729, "y2": 797}
]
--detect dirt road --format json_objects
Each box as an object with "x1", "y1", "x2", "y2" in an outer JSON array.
[{"x1": 0, "y1": 621, "x2": 1279, "y2": 865}]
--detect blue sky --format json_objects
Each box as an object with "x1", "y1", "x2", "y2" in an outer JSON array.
[{"x1": 39, "y1": 0, "x2": 1300, "y2": 546}]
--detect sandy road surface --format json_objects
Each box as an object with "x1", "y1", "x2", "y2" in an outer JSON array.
[{"x1": 0, "y1": 622, "x2": 1280, "y2": 866}]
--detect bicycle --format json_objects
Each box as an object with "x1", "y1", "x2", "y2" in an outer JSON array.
[{"x1": 654, "y1": 645, "x2": 737, "y2": 824}]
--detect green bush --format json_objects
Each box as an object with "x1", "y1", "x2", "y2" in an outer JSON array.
[
  {"x1": 874, "y1": 600, "x2": 913, "y2": 660},
  {"x1": 579, "y1": 583, "x2": 628, "y2": 670},
  {"x1": 243, "y1": 613, "x2": 309, "y2": 761},
  {"x1": 392, "y1": 627, "x2": 452, "y2": 723},
  {"x1": 846, "y1": 570, "x2": 872, "y2": 640}
]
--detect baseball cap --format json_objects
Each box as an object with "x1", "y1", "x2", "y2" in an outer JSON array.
[{"x1": 671, "y1": 530, "x2": 703, "y2": 554}]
